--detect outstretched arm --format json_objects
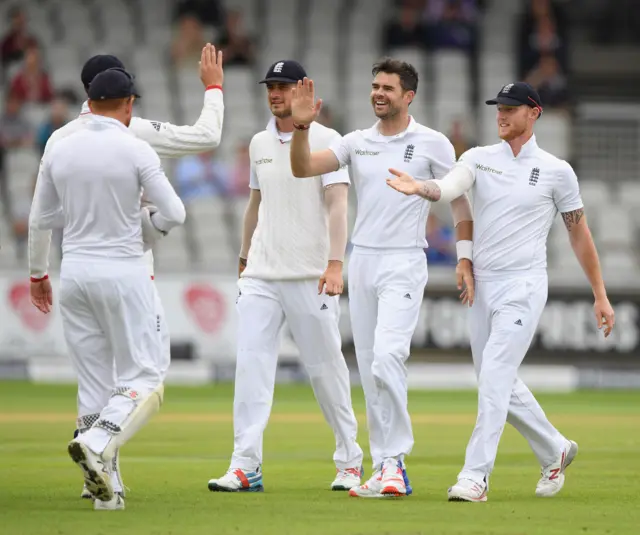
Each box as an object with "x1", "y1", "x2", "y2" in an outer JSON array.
[
  {"x1": 129, "y1": 44, "x2": 224, "y2": 157},
  {"x1": 563, "y1": 208, "x2": 614, "y2": 337},
  {"x1": 386, "y1": 164, "x2": 475, "y2": 202}
]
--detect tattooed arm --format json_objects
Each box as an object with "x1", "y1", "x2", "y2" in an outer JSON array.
[
  {"x1": 386, "y1": 164, "x2": 475, "y2": 202},
  {"x1": 562, "y1": 207, "x2": 614, "y2": 336}
]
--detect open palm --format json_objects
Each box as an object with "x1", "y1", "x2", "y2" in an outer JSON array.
[{"x1": 291, "y1": 77, "x2": 322, "y2": 126}]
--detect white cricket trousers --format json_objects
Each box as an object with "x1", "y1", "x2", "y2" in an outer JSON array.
[
  {"x1": 458, "y1": 273, "x2": 567, "y2": 485},
  {"x1": 348, "y1": 247, "x2": 428, "y2": 468},
  {"x1": 231, "y1": 277, "x2": 363, "y2": 471},
  {"x1": 59, "y1": 258, "x2": 167, "y2": 454}
]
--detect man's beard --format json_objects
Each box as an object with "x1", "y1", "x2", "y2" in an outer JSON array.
[
  {"x1": 374, "y1": 103, "x2": 399, "y2": 120},
  {"x1": 499, "y1": 123, "x2": 526, "y2": 141},
  {"x1": 271, "y1": 106, "x2": 292, "y2": 118}
]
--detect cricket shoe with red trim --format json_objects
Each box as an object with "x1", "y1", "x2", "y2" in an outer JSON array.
[
  {"x1": 536, "y1": 439, "x2": 578, "y2": 497},
  {"x1": 208, "y1": 467, "x2": 264, "y2": 492},
  {"x1": 331, "y1": 466, "x2": 362, "y2": 491},
  {"x1": 349, "y1": 465, "x2": 384, "y2": 498},
  {"x1": 380, "y1": 458, "x2": 412, "y2": 497},
  {"x1": 447, "y1": 478, "x2": 488, "y2": 502}
]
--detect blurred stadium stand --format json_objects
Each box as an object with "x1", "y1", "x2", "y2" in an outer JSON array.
[{"x1": 0, "y1": 0, "x2": 639, "y2": 282}]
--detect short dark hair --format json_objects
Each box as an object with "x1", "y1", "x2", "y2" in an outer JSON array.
[{"x1": 372, "y1": 57, "x2": 419, "y2": 93}]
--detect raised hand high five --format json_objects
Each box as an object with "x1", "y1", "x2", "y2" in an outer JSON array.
[{"x1": 291, "y1": 77, "x2": 322, "y2": 127}]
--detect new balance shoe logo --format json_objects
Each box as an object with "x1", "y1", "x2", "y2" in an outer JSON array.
[
  {"x1": 404, "y1": 293, "x2": 411, "y2": 299},
  {"x1": 320, "y1": 303, "x2": 328, "y2": 310},
  {"x1": 529, "y1": 167, "x2": 540, "y2": 186},
  {"x1": 514, "y1": 319, "x2": 523, "y2": 326},
  {"x1": 404, "y1": 144, "x2": 415, "y2": 163}
]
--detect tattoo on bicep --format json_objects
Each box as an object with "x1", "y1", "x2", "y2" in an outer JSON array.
[{"x1": 562, "y1": 208, "x2": 584, "y2": 232}]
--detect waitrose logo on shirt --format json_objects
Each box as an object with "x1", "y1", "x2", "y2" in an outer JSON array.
[
  {"x1": 355, "y1": 149, "x2": 380, "y2": 156},
  {"x1": 476, "y1": 163, "x2": 503, "y2": 175}
]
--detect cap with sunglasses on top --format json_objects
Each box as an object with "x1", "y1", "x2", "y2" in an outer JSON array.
[
  {"x1": 485, "y1": 82, "x2": 543, "y2": 116},
  {"x1": 259, "y1": 60, "x2": 307, "y2": 84},
  {"x1": 88, "y1": 68, "x2": 141, "y2": 101}
]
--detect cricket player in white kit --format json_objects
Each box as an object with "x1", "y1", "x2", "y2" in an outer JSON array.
[
  {"x1": 207, "y1": 60, "x2": 363, "y2": 493},
  {"x1": 289, "y1": 58, "x2": 475, "y2": 498},
  {"x1": 386, "y1": 81, "x2": 615, "y2": 502},
  {"x1": 28, "y1": 46, "x2": 224, "y2": 501},
  {"x1": 29, "y1": 68, "x2": 186, "y2": 510}
]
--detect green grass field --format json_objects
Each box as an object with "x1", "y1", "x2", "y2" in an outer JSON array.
[{"x1": 1, "y1": 382, "x2": 639, "y2": 535}]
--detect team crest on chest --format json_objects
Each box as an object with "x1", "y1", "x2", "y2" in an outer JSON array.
[
  {"x1": 404, "y1": 144, "x2": 414, "y2": 163},
  {"x1": 528, "y1": 167, "x2": 540, "y2": 186}
]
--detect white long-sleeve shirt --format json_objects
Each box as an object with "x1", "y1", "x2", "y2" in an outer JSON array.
[
  {"x1": 30, "y1": 115, "x2": 185, "y2": 262},
  {"x1": 28, "y1": 87, "x2": 223, "y2": 278}
]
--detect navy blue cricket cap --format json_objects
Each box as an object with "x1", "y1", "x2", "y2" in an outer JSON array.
[
  {"x1": 485, "y1": 82, "x2": 543, "y2": 115},
  {"x1": 88, "y1": 68, "x2": 141, "y2": 100},
  {"x1": 259, "y1": 60, "x2": 307, "y2": 84},
  {"x1": 81, "y1": 54, "x2": 125, "y2": 89}
]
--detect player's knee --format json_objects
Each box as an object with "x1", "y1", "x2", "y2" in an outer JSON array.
[{"x1": 372, "y1": 338, "x2": 409, "y2": 366}]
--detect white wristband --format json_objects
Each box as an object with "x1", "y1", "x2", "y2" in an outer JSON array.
[{"x1": 456, "y1": 240, "x2": 473, "y2": 262}]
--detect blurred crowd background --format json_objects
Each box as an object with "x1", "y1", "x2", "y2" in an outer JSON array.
[{"x1": 0, "y1": 0, "x2": 639, "y2": 280}]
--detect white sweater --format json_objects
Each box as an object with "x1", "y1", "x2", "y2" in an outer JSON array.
[{"x1": 242, "y1": 119, "x2": 350, "y2": 280}]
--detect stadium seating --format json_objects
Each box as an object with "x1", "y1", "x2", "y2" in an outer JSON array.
[{"x1": 0, "y1": 0, "x2": 637, "y2": 277}]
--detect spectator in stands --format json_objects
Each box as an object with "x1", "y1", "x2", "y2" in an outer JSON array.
[
  {"x1": 175, "y1": 150, "x2": 231, "y2": 202},
  {"x1": 423, "y1": 0, "x2": 478, "y2": 52},
  {"x1": 8, "y1": 43, "x2": 53, "y2": 104},
  {"x1": 229, "y1": 140, "x2": 251, "y2": 197},
  {"x1": 174, "y1": 0, "x2": 224, "y2": 28},
  {"x1": 0, "y1": 93, "x2": 32, "y2": 149},
  {"x1": 172, "y1": 13, "x2": 206, "y2": 66},
  {"x1": 518, "y1": 0, "x2": 568, "y2": 79},
  {"x1": 525, "y1": 53, "x2": 569, "y2": 108},
  {"x1": 425, "y1": 213, "x2": 456, "y2": 265},
  {"x1": 0, "y1": 6, "x2": 37, "y2": 78},
  {"x1": 0, "y1": 93, "x2": 32, "y2": 256},
  {"x1": 447, "y1": 118, "x2": 475, "y2": 160},
  {"x1": 36, "y1": 94, "x2": 70, "y2": 155},
  {"x1": 216, "y1": 9, "x2": 255, "y2": 67},
  {"x1": 382, "y1": 0, "x2": 428, "y2": 51}
]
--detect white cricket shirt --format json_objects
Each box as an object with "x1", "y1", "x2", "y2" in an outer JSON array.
[
  {"x1": 329, "y1": 116, "x2": 455, "y2": 250},
  {"x1": 242, "y1": 118, "x2": 350, "y2": 280},
  {"x1": 28, "y1": 88, "x2": 224, "y2": 278},
  {"x1": 457, "y1": 135, "x2": 583, "y2": 279},
  {"x1": 31, "y1": 116, "x2": 185, "y2": 262}
]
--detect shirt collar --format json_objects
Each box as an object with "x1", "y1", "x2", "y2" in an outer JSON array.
[
  {"x1": 79, "y1": 100, "x2": 91, "y2": 116},
  {"x1": 502, "y1": 134, "x2": 538, "y2": 159},
  {"x1": 363, "y1": 115, "x2": 417, "y2": 143},
  {"x1": 266, "y1": 116, "x2": 293, "y2": 144},
  {"x1": 88, "y1": 114, "x2": 130, "y2": 131}
]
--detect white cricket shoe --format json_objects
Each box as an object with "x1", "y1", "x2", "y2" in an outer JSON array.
[
  {"x1": 208, "y1": 467, "x2": 264, "y2": 492},
  {"x1": 349, "y1": 466, "x2": 384, "y2": 498},
  {"x1": 94, "y1": 493, "x2": 125, "y2": 511},
  {"x1": 81, "y1": 483, "x2": 93, "y2": 499},
  {"x1": 379, "y1": 458, "x2": 411, "y2": 497},
  {"x1": 536, "y1": 440, "x2": 579, "y2": 497},
  {"x1": 331, "y1": 467, "x2": 362, "y2": 491},
  {"x1": 67, "y1": 439, "x2": 114, "y2": 502},
  {"x1": 80, "y1": 451, "x2": 125, "y2": 499},
  {"x1": 448, "y1": 478, "x2": 488, "y2": 502}
]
